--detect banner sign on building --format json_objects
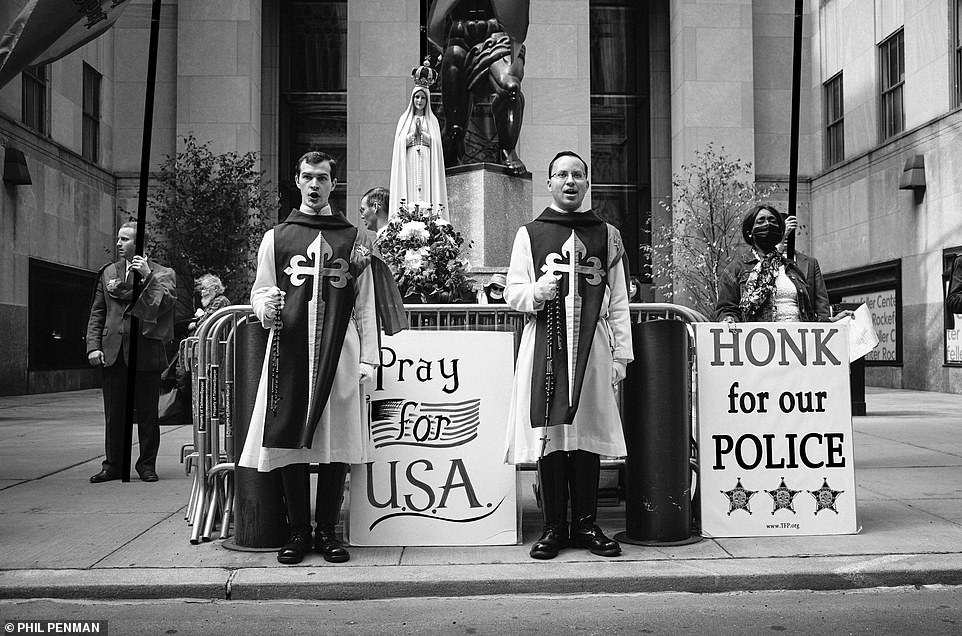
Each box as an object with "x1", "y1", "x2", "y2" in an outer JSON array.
[
  {"x1": 348, "y1": 330, "x2": 518, "y2": 546},
  {"x1": 694, "y1": 323, "x2": 858, "y2": 537}
]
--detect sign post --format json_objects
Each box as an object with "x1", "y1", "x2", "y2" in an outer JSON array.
[{"x1": 695, "y1": 323, "x2": 858, "y2": 537}]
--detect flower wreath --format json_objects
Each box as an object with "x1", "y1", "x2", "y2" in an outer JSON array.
[{"x1": 377, "y1": 200, "x2": 474, "y2": 303}]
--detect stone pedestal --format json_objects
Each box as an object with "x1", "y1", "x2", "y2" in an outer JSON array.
[{"x1": 446, "y1": 163, "x2": 532, "y2": 275}]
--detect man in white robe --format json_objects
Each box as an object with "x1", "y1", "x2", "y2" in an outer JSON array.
[
  {"x1": 504, "y1": 151, "x2": 633, "y2": 559},
  {"x1": 238, "y1": 151, "x2": 379, "y2": 564}
]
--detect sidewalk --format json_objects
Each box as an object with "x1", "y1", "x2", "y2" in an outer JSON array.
[{"x1": 1, "y1": 387, "x2": 961, "y2": 600}]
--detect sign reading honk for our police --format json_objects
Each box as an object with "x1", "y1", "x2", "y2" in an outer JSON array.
[{"x1": 695, "y1": 323, "x2": 858, "y2": 537}]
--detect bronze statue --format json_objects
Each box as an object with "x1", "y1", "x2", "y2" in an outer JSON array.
[{"x1": 427, "y1": 0, "x2": 530, "y2": 174}]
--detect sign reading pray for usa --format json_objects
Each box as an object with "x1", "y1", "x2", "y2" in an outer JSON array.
[
  {"x1": 694, "y1": 323, "x2": 858, "y2": 537},
  {"x1": 348, "y1": 330, "x2": 518, "y2": 546}
]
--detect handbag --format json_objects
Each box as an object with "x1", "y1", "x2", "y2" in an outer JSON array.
[{"x1": 158, "y1": 386, "x2": 184, "y2": 425}]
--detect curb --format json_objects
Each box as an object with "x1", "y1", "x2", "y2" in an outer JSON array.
[{"x1": 4, "y1": 554, "x2": 962, "y2": 601}]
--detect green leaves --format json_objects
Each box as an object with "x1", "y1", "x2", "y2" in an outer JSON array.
[
  {"x1": 379, "y1": 204, "x2": 474, "y2": 303},
  {"x1": 642, "y1": 143, "x2": 775, "y2": 317},
  {"x1": 146, "y1": 135, "x2": 278, "y2": 302}
]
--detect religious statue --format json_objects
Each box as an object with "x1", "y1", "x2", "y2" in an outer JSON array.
[
  {"x1": 389, "y1": 59, "x2": 448, "y2": 218},
  {"x1": 427, "y1": 0, "x2": 530, "y2": 174}
]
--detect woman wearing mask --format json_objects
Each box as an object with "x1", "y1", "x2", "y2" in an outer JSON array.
[{"x1": 716, "y1": 204, "x2": 838, "y2": 323}]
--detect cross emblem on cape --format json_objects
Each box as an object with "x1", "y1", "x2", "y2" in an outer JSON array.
[
  {"x1": 541, "y1": 230, "x2": 604, "y2": 404},
  {"x1": 283, "y1": 233, "x2": 351, "y2": 296},
  {"x1": 283, "y1": 232, "x2": 352, "y2": 403}
]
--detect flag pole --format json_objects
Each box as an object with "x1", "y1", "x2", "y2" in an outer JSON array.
[
  {"x1": 121, "y1": 0, "x2": 162, "y2": 481},
  {"x1": 786, "y1": 0, "x2": 803, "y2": 262}
]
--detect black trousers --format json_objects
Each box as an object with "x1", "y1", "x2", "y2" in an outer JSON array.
[{"x1": 101, "y1": 358, "x2": 161, "y2": 475}]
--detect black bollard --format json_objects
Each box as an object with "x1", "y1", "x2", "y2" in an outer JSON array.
[
  {"x1": 616, "y1": 319, "x2": 701, "y2": 546},
  {"x1": 222, "y1": 316, "x2": 288, "y2": 551}
]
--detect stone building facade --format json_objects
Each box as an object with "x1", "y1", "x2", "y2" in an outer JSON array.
[{"x1": 0, "y1": 0, "x2": 959, "y2": 394}]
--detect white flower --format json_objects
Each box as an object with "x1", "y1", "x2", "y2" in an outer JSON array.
[
  {"x1": 434, "y1": 217, "x2": 450, "y2": 226},
  {"x1": 398, "y1": 221, "x2": 429, "y2": 241},
  {"x1": 403, "y1": 248, "x2": 424, "y2": 270}
]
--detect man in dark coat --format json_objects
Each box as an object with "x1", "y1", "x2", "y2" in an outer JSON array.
[{"x1": 86, "y1": 221, "x2": 177, "y2": 483}]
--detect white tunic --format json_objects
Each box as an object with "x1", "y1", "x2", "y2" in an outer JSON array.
[
  {"x1": 238, "y1": 225, "x2": 379, "y2": 472},
  {"x1": 503, "y1": 225, "x2": 634, "y2": 464}
]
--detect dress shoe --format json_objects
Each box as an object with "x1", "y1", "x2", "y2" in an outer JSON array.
[
  {"x1": 529, "y1": 524, "x2": 568, "y2": 560},
  {"x1": 314, "y1": 526, "x2": 350, "y2": 563},
  {"x1": 90, "y1": 469, "x2": 120, "y2": 484},
  {"x1": 277, "y1": 531, "x2": 313, "y2": 565},
  {"x1": 139, "y1": 470, "x2": 159, "y2": 482},
  {"x1": 570, "y1": 523, "x2": 621, "y2": 557}
]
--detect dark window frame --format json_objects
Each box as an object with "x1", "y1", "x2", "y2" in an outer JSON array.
[
  {"x1": 278, "y1": 0, "x2": 348, "y2": 217},
  {"x1": 589, "y1": 0, "x2": 651, "y2": 282},
  {"x1": 29, "y1": 259, "x2": 99, "y2": 371},
  {"x1": 21, "y1": 64, "x2": 49, "y2": 135},
  {"x1": 824, "y1": 72, "x2": 844, "y2": 166},
  {"x1": 878, "y1": 29, "x2": 905, "y2": 141},
  {"x1": 82, "y1": 62, "x2": 102, "y2": 163}
]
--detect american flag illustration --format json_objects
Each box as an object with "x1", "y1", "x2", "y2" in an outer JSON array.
[{"x1": 369, "y1": 398, "x2": 481, "y2": 448}]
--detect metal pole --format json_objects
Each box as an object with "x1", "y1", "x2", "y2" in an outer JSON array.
[
  {"x1": 787, "y1": 0, "x2": 803, "y2": 262},
  {"x1": 121, "y1": 0, "x2": 162, "y2": 482}
]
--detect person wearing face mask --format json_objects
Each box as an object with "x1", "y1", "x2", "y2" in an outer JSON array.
[{"x1": 716, "y1": 204, "x2": 832, "y2": 323}]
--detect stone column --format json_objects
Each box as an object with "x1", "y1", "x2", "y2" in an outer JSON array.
[
  {"x1": 668, "y1": 0, "x2": 756, "y2": 173},
  {"x1": 175, "y1": 0, "x2": 262, "y2": 157}
]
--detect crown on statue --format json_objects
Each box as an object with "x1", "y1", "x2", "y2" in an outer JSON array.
[{"x1": 411, "y1": 57, "x2": 438, "y2": 89}]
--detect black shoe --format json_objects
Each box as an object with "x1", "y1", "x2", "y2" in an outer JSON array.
[
  {"x1": 277, "y1": 531, "x2": 312, "y2": 565},
  {"x1": 570, "y1": 523, "x2": 621, "y2": 557},
  {"x1": 529, "y1": 525, "x2": 568, "y2": 560},
  {"x1": 90, "y1": 470, "x2": 120, "y2": 484},
  {"x1": 314, "y1": 527, "x2": 350, "y2": 563},
  {"x1": 139, "y1": 470, "x2": 159, "y2": 482}
]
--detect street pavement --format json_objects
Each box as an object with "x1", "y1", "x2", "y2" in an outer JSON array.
[{"x1": 0, "y1": 387, "x2": 961, "y2": 601}]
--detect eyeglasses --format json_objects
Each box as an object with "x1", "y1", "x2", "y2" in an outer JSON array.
[{"x1": 550, "y1": 171, "x2": 587, "y2": 182}]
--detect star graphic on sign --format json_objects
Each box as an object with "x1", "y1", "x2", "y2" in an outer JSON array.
[
  {"x1": 722, "y1": 478, "x2": 757, "y2": 515},
  {"x1": 766, "y1": 477, "x2": 802, "y2": 515},
  {"x1": 809, "y1": 478, "x2": 844, "y2": 515}
]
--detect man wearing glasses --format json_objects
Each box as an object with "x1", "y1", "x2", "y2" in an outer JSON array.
[{"x1": 503, "y1": 150, "x2": 633, "y2": 559}]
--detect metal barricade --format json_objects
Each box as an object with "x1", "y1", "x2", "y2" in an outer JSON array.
[
  {"x1": 183, "y1": 305, "x2": 254, "y2": 544},
  {"x1": 182, "y1": 302, "x2": 708, "y2": 544}
]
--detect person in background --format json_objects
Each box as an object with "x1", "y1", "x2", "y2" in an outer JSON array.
[
  {"x1": 627, "y1": 276, "x2": 641, "y2": 303},
  {"x1": 188, "y1": 273, "x2": 231, "y2": 335},
  {"x1": 86, "y1": 221, "x2": 177, "y2": 483},
  {"x1": 946, "y1": 254, "x2": 962, "y2": 319},
  {"x1": 477, "y1": 273, "x2": 508, "y2": 304},
  {"x1": 716, "y1": 204, "x2": 849, "y2": 323}
]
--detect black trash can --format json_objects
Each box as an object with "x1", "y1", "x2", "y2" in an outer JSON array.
[
  {"x1": 222, "y1": 317, "x2": 288, "y2": 551},
  {"x1": 616, "y1": 319, "x2": 701, "y2": 546}
]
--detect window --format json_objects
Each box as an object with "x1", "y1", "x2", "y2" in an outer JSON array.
[
  {"x1": 878, "y1": 29, "x2": 904, "y2": 140},
  {"x1": 824, "y1": 73, "x2": 844, "y2": 166},
  {"x1": 82, "y1": 63, "x2": 101, "y2": 163},
  {"x1": 955, "y1": 0, "x2": 962, "y2": 106},
  {"x1": 28, "y1": 259, "x2": 98, "y2": 371},
  {"x1": 21, "y1": 65, "x2": 48, "y2": 134},
  {"x1": 279, "y1": 0, "x2": 347, "y2": 215},
  {"x1": 589, "y1": 0, "x2": 651, "y2": 281}
]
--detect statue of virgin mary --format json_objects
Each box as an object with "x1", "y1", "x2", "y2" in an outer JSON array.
[{"x1": 389, "y1": 60, "x2": 448, "y2": 218}]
